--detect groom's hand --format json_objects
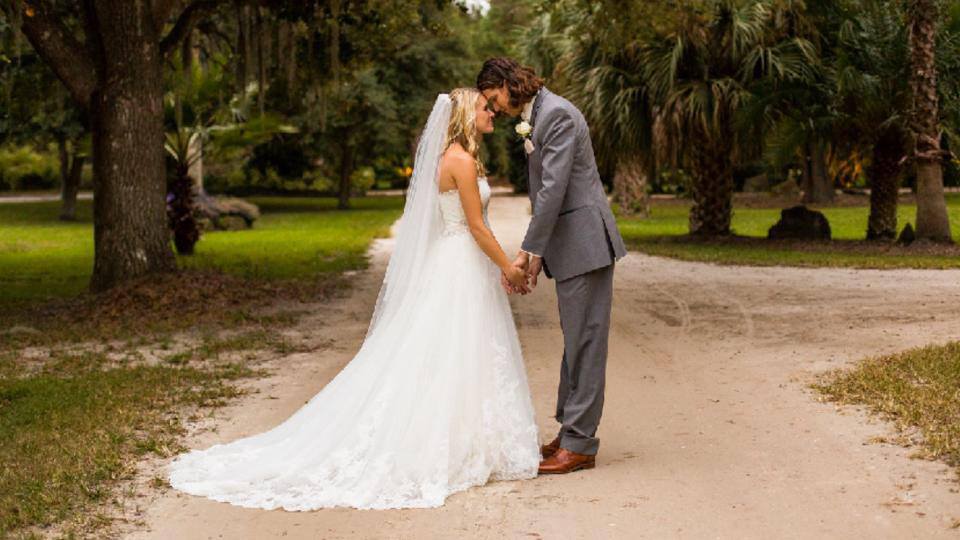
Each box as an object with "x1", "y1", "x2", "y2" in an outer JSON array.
[
  {"x1": 527, "y1": 255, "x2": 543, "y2": 289},
  {"x1": 500, "y1": 251, "x2": 531, "y2": 294},
  {"x1": 512, "y1": 251, "x2": 529, "y2": 272}
]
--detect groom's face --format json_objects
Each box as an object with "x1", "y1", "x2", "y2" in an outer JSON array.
[{"x1": 482, "y1": 84, "x2": 522, "y2": 118}]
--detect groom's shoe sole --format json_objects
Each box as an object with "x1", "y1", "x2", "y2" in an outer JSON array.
[
  {"x1": 537, "y1": 448, "x2": 596, "y2": 475},
  {"x1": 537, "y1": 460, "x2": 595, "y2": 475}
]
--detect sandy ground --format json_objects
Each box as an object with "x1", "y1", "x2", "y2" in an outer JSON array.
[{"x1": 120, "y1": 194, "x2": 960, "y2": 539}]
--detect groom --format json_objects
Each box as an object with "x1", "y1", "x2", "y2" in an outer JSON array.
[{"x1": 477, "y1": 57, "x2": 628, "y2": 475}]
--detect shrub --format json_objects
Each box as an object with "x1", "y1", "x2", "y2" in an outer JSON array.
[
  {"x1": 351, "y1": 166, "x2": 376, "y2": 193},
  {"x1": 0, "y1": 145, "x2": 59, "y2": 191}
]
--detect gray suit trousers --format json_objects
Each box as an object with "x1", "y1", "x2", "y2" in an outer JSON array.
[{"x1": 553, "y1": 260, "x2": 614, "y2": 456}]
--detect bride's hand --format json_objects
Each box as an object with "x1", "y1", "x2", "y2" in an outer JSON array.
[
  {"x1": 504, "y1": 265, "x2": 529, "y2": 290},
  {"x1": 500, "y1": 272, "x2": 516, "y2": 295}
]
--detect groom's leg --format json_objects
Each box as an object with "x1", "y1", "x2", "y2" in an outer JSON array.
[
  {"x1": 554, "y1": 262, "x2": 614, "y2": 456},
  {"x1": 555, "y1": 349, "x2": 570, "y2": 423}
]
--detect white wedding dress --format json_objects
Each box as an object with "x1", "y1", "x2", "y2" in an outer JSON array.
[{"x1": 166, "y1": 168, "x2": 541, "y2": 510}]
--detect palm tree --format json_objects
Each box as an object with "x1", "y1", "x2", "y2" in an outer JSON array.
[
  {"x1": 561, "y1": 40, "x2": 656, "y2": 216},
  {"x1": 830, "y1": 3, "x2": 911, "y2": 239},
  {"x1": 741, "y1": 0, "x2": 847, "y2": 205},
  {"x1": 641, "y1": 0, "x2": 817, "y2": 235},
  {"x1": 908, "y1": 0, "x2": 953, "y2": 242},
  {"x1": 518, "y1": 1, "x2": 655, "y2": 216}
]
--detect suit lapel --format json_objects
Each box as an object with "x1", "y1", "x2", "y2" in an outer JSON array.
[
  {"x1": 530, "y1": 87, "x2": 548, "y2": 129},
  {"x1": 526, "y1": 87, "x2": 549, "y2": 206}
]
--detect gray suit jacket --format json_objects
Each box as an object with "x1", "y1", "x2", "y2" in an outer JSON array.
[{"x1": 521, "y1": 87, "x2": 628, "y2": 282}]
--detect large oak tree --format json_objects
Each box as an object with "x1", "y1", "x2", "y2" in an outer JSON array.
[{"x1": 3, "y1": 0, "x2": 226, "y2": 291}]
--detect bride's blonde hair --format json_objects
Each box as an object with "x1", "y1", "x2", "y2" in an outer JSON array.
[{"x1": 446, "y1": 87, "x2": 487, "y2": 177}]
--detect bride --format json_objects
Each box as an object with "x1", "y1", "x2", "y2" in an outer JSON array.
[{"x1": 166, "y1": 88, "x2": 541, "y2": 511}]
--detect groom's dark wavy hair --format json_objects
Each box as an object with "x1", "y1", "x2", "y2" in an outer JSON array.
[{"x1": 476, "y1": 57, "x2": 544, "y2": 109}]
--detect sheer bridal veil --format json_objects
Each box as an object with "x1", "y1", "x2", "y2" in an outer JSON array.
[{"x1": 364, "y1": 93, "x2": 452, "y2": 340}]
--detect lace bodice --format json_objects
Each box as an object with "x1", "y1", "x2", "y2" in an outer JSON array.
[{"x1": 438, "y1": 177, "x2": 491, "y2": 237}]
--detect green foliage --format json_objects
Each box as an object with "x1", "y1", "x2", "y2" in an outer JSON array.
[
  {"x1": 828, "y1": 1, "x2": 911, "y2": 155},
  {"x1": 0, "y1": 45, "x2": 84, "y2": 146},
  {"x1": 640, "y1": 1, "x2": 819, "y2": 161},
  {"x1": 939, "y1": 2, "x2": 960, "y2": 151},
  {"x1": 0, "y1": 144, "x2": 59, "y2": 190},
  {"x1": 0, "y1": 12, "x2": 87, "y2": 193},
  {"x1": 0, "y1": 196, "x2": 403, "y2": 301}
]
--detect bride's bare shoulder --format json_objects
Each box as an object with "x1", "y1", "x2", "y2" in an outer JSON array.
[
  {"x1": 441, "y1": 143, "x2": 474, "y2": 166},
  {"x1": 439, "y1": 143, "x2": 477, "y2": 180}
]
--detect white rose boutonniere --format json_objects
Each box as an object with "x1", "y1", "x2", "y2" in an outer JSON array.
[
  {"x1": 515, "y1": 121, "x2": 535, "y2": 154},
  {"x1": 515, "y1": 121, "x2": 532, "y2": 138}
]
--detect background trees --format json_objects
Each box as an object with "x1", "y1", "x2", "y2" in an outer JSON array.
[
  {"x1": 1, "y1": 0, "x2": 229, "y2": 291},
  {"x1": 0, "y1": 0, "x2": 958, "y2": 301},
  {"x1": 525, "y1": 0, "x2": 958, "y2": 241},
  {"x1": 0, "y1": 0, "x2": 504, "y2": 291}
]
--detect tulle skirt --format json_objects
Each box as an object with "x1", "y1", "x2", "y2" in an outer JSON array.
[{"x1": 166, "y1": 230, "x2": 541, "y2": 510}]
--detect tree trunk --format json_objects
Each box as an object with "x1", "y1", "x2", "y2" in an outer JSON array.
[
  {"x1": 15, "y1": 0, "x2": 225, "y2": 292},
  {"x1": 255, "y1": 7, "x2": 265, "y2": 117},
  {"x1": 57, "y1": 133, "x2": 70, "y2": 212},
  {"x1": 60, "y1": 146, "x2": 84, "y2": 222},
  {"x1": 181, "y1": 27, "x2": 193, "y2": 72},
  {"x1": 338, "y1": 139, "x2": 354, "y2": 210},
  {"x1": 689, "y1": 137, "x2": 734, "y2": 236},
  {"x1": 88, "y1": 2, "x2": 176, "y2": 292},
  {"x1": 801, "y1": 139, "x2": 834, "y2": 204},
  {"x1": 275, "y1": 18, "x2": 285, "y2": 84},
  {"x1": 613, "y1": 155, "x2": 650, "y2": 217},
  {"x1": 285, "y1": 22, "x2": 297, "y2": 102},
  {"x1": 234, "y1": 0, "x2": 248, "y2": 97},
  {"x1": 188, "y1": 131, "x2": 205, "y2": 197},
  {"x1": 908, "y1": 0, "x2": 952, "y2": 242},
  {"x1": 330, "y1": 0, "x2": 341, "y2": 88},
  {"x1": 866, "y1": 129, "x2": 904, "y2": 240}
]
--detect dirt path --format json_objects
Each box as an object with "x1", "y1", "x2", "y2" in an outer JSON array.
[{"x1": 123, "y1": 194, "x2": 960, "y2": 539}]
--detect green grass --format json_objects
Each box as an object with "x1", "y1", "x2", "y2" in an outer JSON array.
[
  {"x1": 0, "y1": 345, "x2": 264, "y2": 538},
  {"x1": 0, "y1": 196, "x2": 404, "y2": 302},
  {"x1": 0, "y1": 196, "x2": 403, "y2": 537},
  {"x1": 812, "y1": 342, "x2": 960, "y2": 478},
  {"x1": 618, "y1": 194, "x2": 960, "y2": 268}
]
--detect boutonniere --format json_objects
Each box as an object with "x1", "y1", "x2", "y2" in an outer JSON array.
[{"x1": 515, "y1": 121, "x2": 535, "y2": 154}]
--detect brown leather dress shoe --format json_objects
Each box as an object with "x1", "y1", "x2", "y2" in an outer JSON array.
[
  {"x1": 540, "y1": 435, "x2": 561, "y2": 459},
  {"x1": 538, "y1": 448, "x2": 596, "y2": 475}
]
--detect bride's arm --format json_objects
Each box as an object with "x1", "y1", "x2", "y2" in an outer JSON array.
[{"x1": 448, "y1": 156, "x2": 526, "y2": 286}]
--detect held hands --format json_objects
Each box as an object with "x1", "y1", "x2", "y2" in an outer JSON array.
[
  {"x1": 499, "y1": 251, "x2": 543, "y2": 296},
  {"x1": 502, "y1": 264, "x2": 529, "y2": 294}
]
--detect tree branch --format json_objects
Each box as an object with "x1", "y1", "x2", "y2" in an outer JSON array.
[
  {"x1": 153, "y1": 0, "x2": 183, "y2": 25},
  {"x1": 12, "y1": 0, "x2": 97, "y2": 105},
  {"x1": 159, "y1": 0, "x2": 226, "y2": 58}
]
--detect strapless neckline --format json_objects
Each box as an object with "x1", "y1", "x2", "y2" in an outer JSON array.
[{"x1": 439, "y1": 177, "x2": 488, "y2": 195}]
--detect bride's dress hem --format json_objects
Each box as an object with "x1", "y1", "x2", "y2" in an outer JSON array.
[
  {"x1": 167, "y1": 468, "x2": 538, "y2": 512},
  {"x1": 165, "y1": 178, "x2": 541, "y2": 511}
]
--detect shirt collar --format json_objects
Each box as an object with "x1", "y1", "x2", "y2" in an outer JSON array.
[{"x1": 520, "y1": 89, "x2": 540, "y2": 122}]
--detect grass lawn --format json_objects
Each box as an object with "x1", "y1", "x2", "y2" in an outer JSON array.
[
  {"x1": 812, "y1": 342, "x2": 960, "y2": 479},
  {"x1": 618, "y1": 193, "x2": 960, "y2": 268},
  {"x1": 0, "y1": 196, "x2": 404, "y2": 302},
  {"x1": 0, "y1": 195, "x2": 403, "y2": 537},
  {"x1": 0, "y1": 343, "x2": 262, "y2": 538}
]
